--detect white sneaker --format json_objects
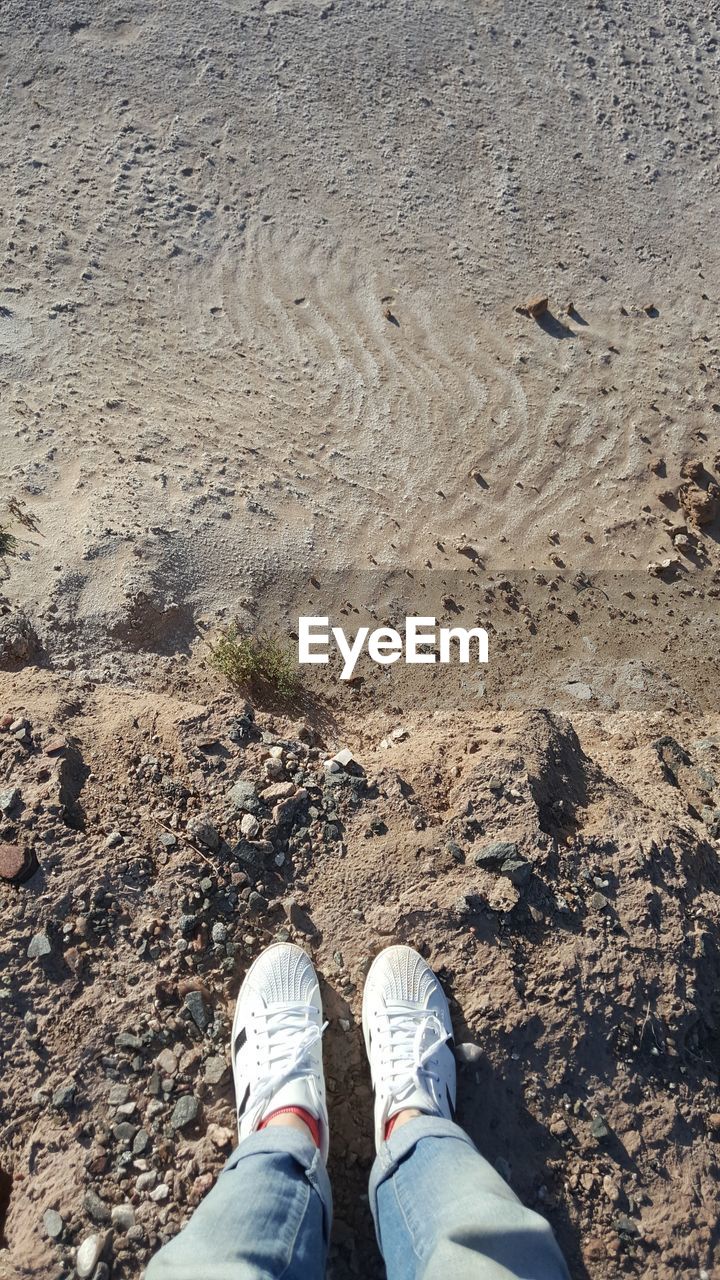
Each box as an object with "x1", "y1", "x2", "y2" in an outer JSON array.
[
  {"x1": 362, "y1": 944, "x2": 456, "y2": 1150},
  {"x1": 231, "y1": 942, "x2": 329, "y2": 1161}
]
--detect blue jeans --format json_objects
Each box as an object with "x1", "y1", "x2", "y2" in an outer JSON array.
[{"x1": 146, "y1": 1117, "x2": 569, "y2": 1280}]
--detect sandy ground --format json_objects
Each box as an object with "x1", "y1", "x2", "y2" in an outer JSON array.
[{"x1": 1, "y1": 0, "x2": 720, "y2": 1276}]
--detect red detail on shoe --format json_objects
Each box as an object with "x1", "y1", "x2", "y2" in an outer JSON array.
[
  {"x1": 259, "y1": 1106, "x2": 321, "y2": 1149},
  {"x1": 384, "y1": 1113, "x2": 401, "y2": 1142}
]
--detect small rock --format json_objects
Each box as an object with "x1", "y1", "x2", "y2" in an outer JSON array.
[
  {"x1": 264, "y1": 757, "x2": 285, "y2": 781},
  {"x1": 0, "y1": 786, "x2": 21, "y2": 813},
  {"x1": 455, "y1": 1042, "x2": 482, "y2": 1066},
  {"x1": 43, "y1": 1209, "x2": 64, "y2": 1240},
  {"x1": 111, "y1": 1204, "x2": 135, "y2": 1232},
  {"x1": 75, "y1": 1234, "x2": 104, "y2": 1279},
  {"x1": 549, "y1": 1116, "x2": 570, "y2": 1139},
  {"x1": 184, "y1": 989, "x2": 211, "y2": 1032},
  {"x1": 116, "y1": 1031, "x2": 143, "y2": 1051},
  {"x1": 260, "y1": 781, "x2": 296, "y2": 802},
  {"x1": 284, "y1": 898, "x2": 317, "y2": 936},
  {"x1": 113, "y1": 1121, "x2": 139, "y2": 1144},
  {"x1": 170, "y1": 1095, "x2": 200, "y2": 1131},
  {"x1": 84, "y1": 1190, "x2": 111, "y2": 1225},
  {"x1": 683, "y1": 483, "x2": 719, "y2": 528},
  {"x1": 456, "y1": 543, "x2": 481, "y2": 563},
  {"x1": 132, "y1": 1128, "x2": 150, "y2": 1155},
  {"x1": 562, "y1": 681, "x2": 592, "y2": 702},
  {"x1": 154, "y1": 1049, "x2": 176, "y2": 1080},
  {"x1": 204, "y1": 1055, "x2": 229, "y2": 1086},
  {"x1": 333, "y1": 748, "x2": 355, "y2": 768},
  {"x1": 647, "y1": 557, "x2": 681, "y2": 578},
  {"x1": 186, "y1": 816, "x2": 220, "y2": 851},
  {"x1": 680, "y1": 457, "x2": 705, "y2": 483},
  {"x1": 590, "y1": 1113, "x2": 610, "y2": 1140},
  {"x1": 613, "y1": 1213, "x2": 639, "y2": 1236},
  {"x1": 27, "y1": 930, "x2": 52, "y2": 959},
  {"x1": 446, "y1": 841, "x2": 465, "y2": 863},
  {"x1": 0, "y1": 842, "x2": 37, "y2": 885},
  {"x1": 105, "y1": 831, "x2": 123, "y2": 849},
  {"x1": 150, "y1": 1183, "x2": 170, "y2": 1202},
  {"x1": 526, "y1": 294, "x2": 548, "y2": 318},
  {"x1": 603, "y1": 1174, "x2": 621, "y2": 1205},
  {"x1": 239, "y1": 813, "x2": 260, "y2": 838},
  {"x1": 228, "y1": 780, "x2": 260, "y2": 813},
  {"x1": 473, "y1": 841, "x2": 532, "y2": 887}
]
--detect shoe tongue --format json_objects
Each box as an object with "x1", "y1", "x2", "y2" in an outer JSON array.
[
  {"x1": 258, "y1": 1075, "x2": 320, "y2": 1125},
  {"x1": 386, "y1": 1086, "x2": 438, "y2": 1125}
]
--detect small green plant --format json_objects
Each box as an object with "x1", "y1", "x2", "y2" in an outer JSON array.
[
  {"x1": 0, "y1": 527, "x2": 17, "y2": 557},
  {"x1": 209, "y1": 625, "x2": 301, "y2": 701}
]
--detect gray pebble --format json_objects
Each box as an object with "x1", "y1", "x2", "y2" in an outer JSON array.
[
  {"x1": 27, "y1": 931, "x2": 52, "y2": 959},
  {"x1": 204, "y1": 1055, "x2": 229, "y2": 1086},
  {"x1": 111, "y1": 1204, "x2": 135, "y2": 1232},
  {"x1": 84, "y1": 1189, "x2": 111, "y2": 1224},
  {"x1": 170, "y1": 1094, "x2": 200, "y2": 1131},
  {"x1": 132, "y1": 1128, "x2": 150, "y2": 1155},
  {"x1": 228, "y1": 780, "x2": 260, "y2": 813},
  {"x1": 113, "y1": 1121, "x2": 139, "y2": 1144},
  {"x1": 52, "y1": 1081, "x2": 76, "y2": 1110},
  {"x1": 43, "y1": 1208, "x2": 64, "y2": 1240},
  {"x1": 0, "y1": 786, "x2": 21, "y2": 813},
  {"x1": 184, "y1": 990, "x2": 211, "y2": 1032}
]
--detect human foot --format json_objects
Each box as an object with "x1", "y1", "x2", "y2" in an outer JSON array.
[
  {"x1": 232, "y1": 943, "x2": 329, "y2": 1160},
  {"x1": 362, "y1": 944, "x2": 456, "y2": 1150}
]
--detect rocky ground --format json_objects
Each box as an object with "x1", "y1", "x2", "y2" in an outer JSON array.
[{"x1": 1, "y1": 666, "x2": 720, "y2": 1279}]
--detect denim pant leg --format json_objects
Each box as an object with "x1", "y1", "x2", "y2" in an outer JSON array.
[
  {"x1": 146, "y1": 1128, "x2": 332, "y2": 1280},
  {"x1": 369, "y1": 1117, "x2": 569, "y2": 1280}
]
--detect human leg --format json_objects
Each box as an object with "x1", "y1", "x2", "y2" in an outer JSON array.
[
  {"x1": 146, "y1": 943, "x2": 332, "y2": 1280},
  {"x1": 362, "y1": 946, "x2": 569, "y2": 1280}
]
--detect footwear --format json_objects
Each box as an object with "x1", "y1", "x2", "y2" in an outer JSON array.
[
  {"x1": 231, "y1": 942, "x2": 329, "y2": 1160},
  {"x1": 362, "y1": 945, "x2": 456, "y2": 1150}
]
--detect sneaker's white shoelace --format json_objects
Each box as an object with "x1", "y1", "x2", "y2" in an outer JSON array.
[
  {"x1": 244, "y1": 1004, "x2": 328, "y2": 1115},
  {"x1": 381, "y1": 1007, "x2": 448, "y2": 1106}
]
